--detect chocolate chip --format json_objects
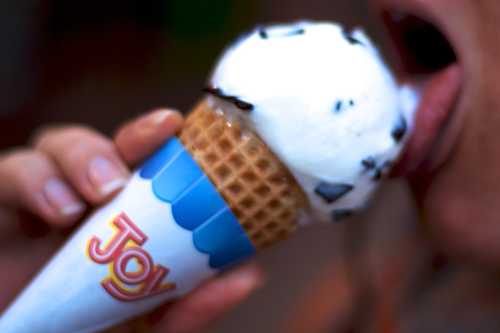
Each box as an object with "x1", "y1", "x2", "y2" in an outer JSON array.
[
  {"x1": 315, "y1": 182, "x2": 354, "y2": 204},
  {"x1": 373, "y1": 169, "x2": 383, "y2": 181},
  {"x1": 362, "y1": 157, "x2": 377, "y2": 170},
  {"x1": 334, "y1": 101, "x2": 343, "y2": 113},
  {"x1": 392, "y1": 115, "x2": 408, "y2": 143},
  {"x1": 333, "y1": 99, "x2": 356, "y2": 114},
  {"x1": 331, "y1": 209, "x2": 354, "y2": 222},
  {"x1": 287, "y1": 28, "x2": 305, "y2": 36},
  {"x1": 342, "y1": 29, "x2": 364, "y2": 46},
  {"x1": 259, "y1": 28, "x2": 268, "y2": 39}
]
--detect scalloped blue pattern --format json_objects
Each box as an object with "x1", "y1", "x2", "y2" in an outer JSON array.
[{"x1": 139, "y1": 138, "x2": 255, "y2": 269}]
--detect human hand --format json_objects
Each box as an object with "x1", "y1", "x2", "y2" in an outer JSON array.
[{"x1": 0, "y1": 109, "x2": 263, "y2": 333}]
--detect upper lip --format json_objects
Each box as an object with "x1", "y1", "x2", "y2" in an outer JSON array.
[{"x1": 373, "y1": 0, "x2": 464, "y2": 176}]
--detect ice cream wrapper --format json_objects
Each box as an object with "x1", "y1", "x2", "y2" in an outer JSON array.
[{"x1": 0, "y1": 138, "x2": 256, "y2": 333}]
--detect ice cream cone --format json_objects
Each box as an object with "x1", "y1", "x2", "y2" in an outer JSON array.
[
  {"x1": 0, "y1": 21, "x2": 417, "y2": 333},
  {"x1": 180, "y1": 99, "x2": 306, "y2": 249},
  {"x1": 113, "y1": 100, "x2": 307, "y2": 333},
  {"x1": 116, "y1": 100, "x2": 307, "y2": 333},
  {"x1": 0, "y1": 100, "x2": 306, "y2": 333}
]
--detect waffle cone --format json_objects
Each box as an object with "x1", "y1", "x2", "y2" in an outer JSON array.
[{"x1": 179, "y1": 100, "x2": 306, "y2": 250}]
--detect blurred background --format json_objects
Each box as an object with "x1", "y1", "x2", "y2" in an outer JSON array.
[{"x1": 2, "y1": 1, "x2": 500, "y2": 332}]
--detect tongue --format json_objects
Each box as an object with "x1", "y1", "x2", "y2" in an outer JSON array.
[{"x1": 392, "y1": 63, "x2": 463, "y2": 176}]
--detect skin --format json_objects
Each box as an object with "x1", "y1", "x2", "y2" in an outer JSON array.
[
  {"x1": 281, "y1": 0, "x2": 500, "y2": 331},
  {"x1": 0, "y1": 109, "x2": 264, "y2": 333},
  {"x1": 381, "y1": 0, "x2": 500, "y2": 268},
  {"x1": 2, "y1": 0, "x2": 500, "y2": 331}
]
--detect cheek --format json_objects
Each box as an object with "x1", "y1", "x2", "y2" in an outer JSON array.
[
  {"x1": 419, "y1": 111, "x2": 500, "y2": 267},
  {"x1": 422, "y1": 178, "x2": 478, "y2": 253},
  {"x1": 410, "y1": 0, "x2": 500, "y2": 267},
  {"x1": 421, "y1": 176, "x2": 497, "y2": 266}
]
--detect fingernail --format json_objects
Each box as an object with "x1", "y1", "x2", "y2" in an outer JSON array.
[
  {"x1": 230, "y1": 265, "x2": 264, "y2": 292},
  {"x1": 151, "y1": 110, "x2": 172, "y2": 125},
  {"x1": 44, "y1": 178, "x2": 85, "y2": 217},
  {"x1": 142, "y1": 110, "x2": 179, "y2": 129},
  {"x1": 88, "y1": 156, "x2": 128, "y2": 196}
]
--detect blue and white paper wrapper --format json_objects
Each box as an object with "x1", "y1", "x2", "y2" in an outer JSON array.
[{"x1": 0, "y1": 138, "x2": 256, "y2": 333}]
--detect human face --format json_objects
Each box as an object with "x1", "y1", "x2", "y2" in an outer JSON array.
[{"x1": 374, "y1": 0, "x2": 500, "y2": 267}]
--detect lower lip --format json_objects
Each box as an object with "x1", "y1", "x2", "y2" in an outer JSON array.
[{"x1": 392, "y1": 63, "x2": 463, "y2": 176}]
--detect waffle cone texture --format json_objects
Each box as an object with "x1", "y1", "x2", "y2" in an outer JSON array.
[{"x1": 179, "y1": 100, "x2": 306, "y2": 250}]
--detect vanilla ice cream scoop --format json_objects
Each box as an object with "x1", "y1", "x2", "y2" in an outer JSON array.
[{"x1": 206, "y1": 21, "x2": 418, "y2": 223}]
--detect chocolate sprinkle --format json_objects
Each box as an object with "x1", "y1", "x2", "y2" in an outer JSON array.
[
  {"x1": 315, "y1": 182, "x2": 354, "y2": 204},
  {"x1": 203, "y1": 86, "x2": 254, "y2": 112},
  {"x1": 331, "y1": 209, "x2": 354, "y2": 222},
  {"x1": 392, "y1": 115, "x2": 408, "y2": 142},
  {"x1": 342, "y1": 29, "x2": 364, "y2": 46},
  {"x1": 362, "y1": 157, "x2": 377, "y2": 170}
]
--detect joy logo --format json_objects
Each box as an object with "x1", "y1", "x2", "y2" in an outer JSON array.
[{"x1": 87, "y1": 212, "x2": 175, "y2": 302}]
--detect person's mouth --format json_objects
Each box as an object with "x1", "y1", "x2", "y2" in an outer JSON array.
[{"x1": 373, "y1": 0, "x2": 464, "y2": 177}]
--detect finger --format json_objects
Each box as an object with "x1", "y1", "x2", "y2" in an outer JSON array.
[
  {"x1": 150, "y1": 263, "x2": 264, "y2": 333},
  {"x1": 0, "y1": 149, "x2": 86, "y2": 227},
  {"x1": 34, "y1": 126, "x2": 130, "y2": 205},
  {"x1": 114, "y1": 109, "x2": 183, "y2": 166}
]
